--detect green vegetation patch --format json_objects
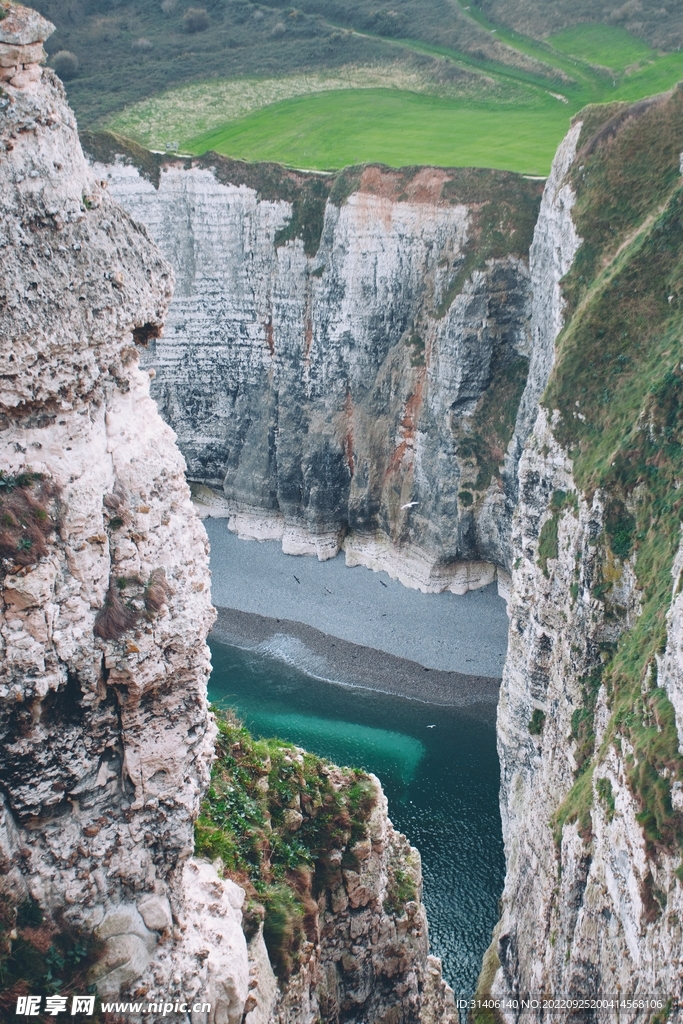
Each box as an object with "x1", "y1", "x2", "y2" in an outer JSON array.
[
  {"x1": 537, "y1": 515, "x2": 558, "y2": 578},
  {"x1": 537, "y1": 489, "x2": 577, "y2": 576},
  {"x1": 406, "y1": 332, "x2": 425, "y2": 367},
  {"x1": 565, "y1": 90, "x2": 683, "y2": 322},
  {"x1": 595, "y1": 776, "x2": 615, "y2": 821},
  {"x1": 383, "y1": 868, "x2": 416, "y2": 915},
  {"x1": 528, "y1": 708, "x2": 546, "y2": 735},
  {"x1": 569, "y1": 668, "x2": 605, "y2": 776},
  {"x1": 617, "y1": 683, "x2": 683, "y2": 854},
  {"x1": 195, "y1": 708, "x2": 378, "y2": 977},
  {"x1": 0, "y1": 896, "x2": 102, "y2": 1020},
  {"x1": 104, "y1": 61, "x2": 519, "y2": 152},
  {"x1": 544, "y1": 88, "x2": 683, "y2": 862},
  {"x1": 547, "y1": 24, "x2": 654, "y2": 71},
  {"x1": 0, "y1": 471, "x2": 60, "y2": 571},
  {"x1": 184, "y1": 88, "x2": 572, "y2": 175},
  {"x1": 612, "y1": 52, "x2": 683, "y2": 105},
  {"x1": 469, "y1": 931, "x2": 504, "y2": 1024}
]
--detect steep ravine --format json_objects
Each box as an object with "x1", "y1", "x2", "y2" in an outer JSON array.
[
  {"x1": 90, "y1": 90, "x2": 683, "y2": 1020},
  {"x1": 4, "y1": 0, "x2": 683, "y2": 1016},
  {"x1": 0, "y1": 6, "x2": 454, "y2": 1022}
]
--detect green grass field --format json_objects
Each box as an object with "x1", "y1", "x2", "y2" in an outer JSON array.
[
  {"x1": 185, "y1": 88, "x2": 569, "y2": 174},
  {"x1": 611, "y1": 51, "x2": 683, "y2": 102},
  {"x1": 547, "y1": 24, "x2": 654, "y2": 71},
  {"x1": 97, "y1": 3, "x2": 683, "y2": 177}
]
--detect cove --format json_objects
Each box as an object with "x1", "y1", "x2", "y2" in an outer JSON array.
[{"x1": 207, "y1": 637, "x2": 505, "y2": 1000}]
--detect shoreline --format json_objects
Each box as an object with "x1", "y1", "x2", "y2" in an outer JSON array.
[
  {"x1": 211, "y1": 606, "x2": 501, "y2": 716},
  {"x1": 205, "y1": 521, "x2": 509, "y2": 678}
]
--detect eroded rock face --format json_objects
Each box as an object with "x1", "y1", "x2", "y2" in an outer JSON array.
[
  {"x1": 90, "y1": 149, "x2": 543, "y2": 594},
  {"x1": 491, "y1": 100, "x2": 683, "y2": 1020},
  {"x1": 0, "y1": 8, "x2": 231, "y2": 1011},
  {"x1": 0, "y1": 11, "x2": 458, "y2": 1020},
  {"x1": 246, "y1": 777, "x2": 457, "y2": 1024}
]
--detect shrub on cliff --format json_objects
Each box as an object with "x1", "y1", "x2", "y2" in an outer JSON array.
[
  {"x1": 51, "y1": 50, "x2": 79, "y2": 80},
  {"x1": 94, "y1": 580, "x2": 138, "y2": 640},
  {"x1": 0, "y1": 472, "x2": 60, "y2": 569},
  {"x1": 0, "y1": 895, "x2": 100, "y2": 1018},
  {"x1": 183, "y1": 7, "x2": 209, "y2": 33}
]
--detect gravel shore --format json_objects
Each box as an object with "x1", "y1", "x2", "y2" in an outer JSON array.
[
  {"x1": 211, "y1": 606, "x2": 501, "y2": 713},
  {"x1": 206, "y1": 520, "x2": 509, "y2": 678}
]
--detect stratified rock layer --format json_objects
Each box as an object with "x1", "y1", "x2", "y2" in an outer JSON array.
[
  {"x1": 0, "y1": 11, "x2": 457, "y2": 1021},
  {"x1": 491, "y1": 92, "x2": 683, "y2": 1021},
  {"x1": 89, "y1": 144, "x2": 542, "y2": 594}
]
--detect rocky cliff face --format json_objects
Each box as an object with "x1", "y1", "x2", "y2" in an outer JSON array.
[
  {"x1": 0, "y1": 2, "x2": 225, "y2": 1009},
  {"x1": 0, "y1": 9, "x2": 455, "y2": 1020},
  {"x1": 87, "y1": 138, "x2": 543, "y2": 595},
  {"x1": 491, "y1": 90, "x2": 683, "y2": 1018}
]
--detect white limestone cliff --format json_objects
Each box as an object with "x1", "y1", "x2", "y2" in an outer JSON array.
[
  {"x1": 91, "y1": 149, "x2": 542, "y2": 597},
  {"x1": 0, "y1": 4, "x2": 244, "y2": 1012},
  {"x1": 490, "y1": 102, "x2": 683, "y2": 1020},
  {"x1": 0, "y1": 9, "x2": 456, "y2": 1021}
]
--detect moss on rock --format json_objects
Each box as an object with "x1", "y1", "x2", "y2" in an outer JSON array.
[{"x1": 195, "y1": 708, "x2": 377, "y2": 978}]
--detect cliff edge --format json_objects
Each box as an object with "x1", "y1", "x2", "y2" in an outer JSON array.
[
  {"x1": 0, "y1": 7, "x2": 455, "y2": 1021},
  {"x1": 490, "y1": 90, "x2": 683, "y2": 1021}
]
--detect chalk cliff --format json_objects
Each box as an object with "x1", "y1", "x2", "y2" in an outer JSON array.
[
  {"x1": 0, "y1": 8, "x2": 455, "y2": 1021},
  {"x1": 87, "y1": 93, "x2": 683, "y2": 1015},
  {"x1": 87, "y1": 137, "x2": 543, "y2": 595},
  {"x1": 6, "y1": 0, "x2": 683, "y2": 1013},
  {"x1": 490, "y1": 90, "x2": 683, "y2": 1019}
]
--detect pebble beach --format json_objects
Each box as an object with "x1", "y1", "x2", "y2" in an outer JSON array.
[{"x1": 205, "y1": 521, "x2": 510, "y2": 703}]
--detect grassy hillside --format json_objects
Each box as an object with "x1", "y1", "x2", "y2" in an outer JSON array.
[
  {"x1": 479, "y1": 0, "x2": 683, "y2": 51},
  {"x1": 32, "y1": 0, "x2": 556, "y2": 126},
  {"x1": 34, "y1": 0, "x2": 683, "y2": 174},
  {"x1": 547, "y1": 24, "x2": 655, "y2": 71}
]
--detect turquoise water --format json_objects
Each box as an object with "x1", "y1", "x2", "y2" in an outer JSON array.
[{"x1": 208, "y1": 639, "x2": 504, "y2": 999}]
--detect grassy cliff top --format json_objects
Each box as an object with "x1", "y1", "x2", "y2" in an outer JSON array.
[
  {"x1": 195, "y1": 708, "x2": 386, "y2": 978},
  {"x1": 82, "y1": 128, "x2": 544, "y2": 260}
]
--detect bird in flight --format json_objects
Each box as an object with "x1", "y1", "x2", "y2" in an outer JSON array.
[
  {"x1": 293, "y1": 575, "x2": 300, "y2": 584},
  {"x1": 401, "y1": 501, "x2": 419, "y2": 510},
  {"x1": 379, "y1": 580, "x2": 388, "y2": 588},
  {"x1": 426, "y1": 724, "x2": 436, "y2": 729}
]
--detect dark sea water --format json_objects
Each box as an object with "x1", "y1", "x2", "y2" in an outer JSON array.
[{"x1": 207, "y1": 638, "x2": 504, "y2": 1000}]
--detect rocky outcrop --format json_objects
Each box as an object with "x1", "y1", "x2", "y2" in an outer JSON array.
[
  {"x1": 0, "y1": 9, "x2": 456, "y2": 1020},
  {"x1": 87, "y1": 140, "x2": 543, "y2": 594},
  {"x1": 490, "y1": 90, "x2": 683, "y2": 1020},
  {"x1": 0, "y1": 2, "x2": 230, "y2": 1009},
  {"x1": 194, "y1": 712, "x2": 455, "y2": 1024}
]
